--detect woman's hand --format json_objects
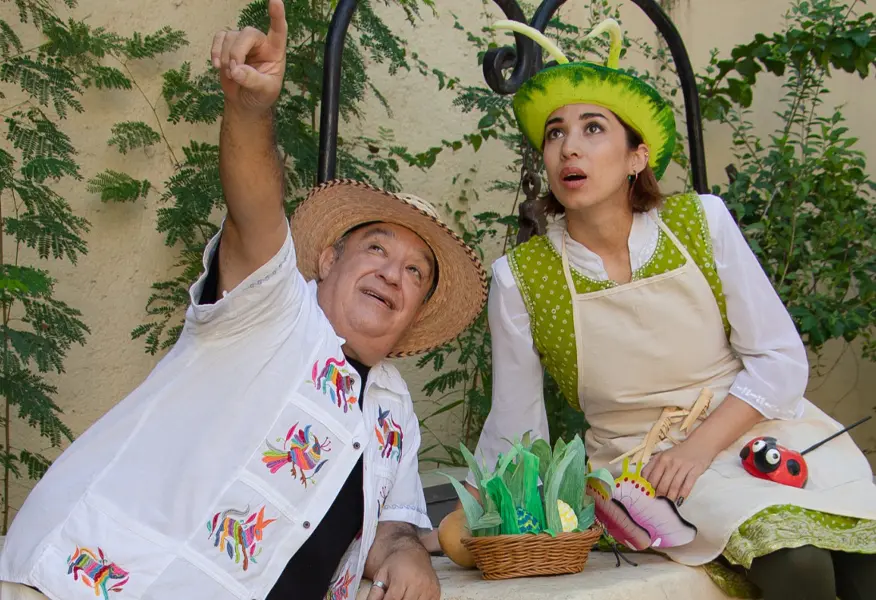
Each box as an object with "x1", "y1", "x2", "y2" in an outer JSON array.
[
  {"x1": 641, "y1": 437, "x2": 716, "y2": 505},
  {"x1": 642, "y1": 394, "x2": 765, "y2": 505}
]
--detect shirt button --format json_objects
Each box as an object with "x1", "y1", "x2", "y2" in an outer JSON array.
[
  {"x1": 303, "y1": 521, "x2": 311, "y2": 529},
  {"x1": 353, "y1": 442, "x2": 361, "y2": 450}
]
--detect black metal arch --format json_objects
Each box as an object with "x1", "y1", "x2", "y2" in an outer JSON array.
[{"x1": 317, "y1": 0, "x2": 707, "y2": 194}]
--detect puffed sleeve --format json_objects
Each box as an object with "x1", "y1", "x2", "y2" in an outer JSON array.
[
  {"x1": 700, "y1": 194, "x2": 808, "y2": 420},
  {"x1": 468, "y1": 256, "x2": 549, "y2": 486}
]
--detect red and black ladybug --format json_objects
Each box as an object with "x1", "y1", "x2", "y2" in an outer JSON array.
[
  {"x1": 739, "y1": 415, "x2": 872, "y2": 489},
  {"x1": 740, "y1": 437, "x2": 808, "y2": 488}
]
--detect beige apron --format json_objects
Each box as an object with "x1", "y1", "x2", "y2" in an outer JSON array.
[{"x1": 561, "y1": 218, "x2": 876, "y2": 565}]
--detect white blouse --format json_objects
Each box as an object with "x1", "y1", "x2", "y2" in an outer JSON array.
[{"x1": 472, "y1": 194, "x2": 809, "y2": 479}]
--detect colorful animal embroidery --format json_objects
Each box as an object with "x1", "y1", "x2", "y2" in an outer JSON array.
[
  {"x1": 326, "y1": 568, "x2": 356, "y2": 600},
  {"x1": 262, "y1": 422, "x2": 332, "y2": 486},
  {"x1": 375, "y1": 406, "x2": 403, "y2": 461},
  {"x1": 312, "y1": 357, "x2": 358, "y2": 412},
  {"x1": 66, "y1": 546, "x2": 129, "y2": 600},
  {"x1": 207, "y1": 505, "x2": 276, "y2": 571}
]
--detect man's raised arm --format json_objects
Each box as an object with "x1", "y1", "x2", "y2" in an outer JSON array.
[{"x1": 212, "y1": 0, "x2": 289, "y2": 294}]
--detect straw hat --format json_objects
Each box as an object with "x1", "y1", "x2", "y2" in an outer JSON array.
[{"x1": 290, "y1": 179, "x2": 488, "y2": 358}]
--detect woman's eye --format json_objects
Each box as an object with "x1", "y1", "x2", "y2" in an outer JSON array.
[
  {"x1": 585, "y1": 122, "x2": 603, "y2": 134},
  {"x1": 546, "y1": 128, "x2": 563, "y2": 140}
]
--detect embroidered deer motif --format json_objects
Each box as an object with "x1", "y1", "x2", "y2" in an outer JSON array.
[
  {"x1": 312, "y1": 357, "x2": 358, "y2": 412},
  {"x1": 66, "y1": 546, "x2": 129, "y2": 600},
  {"x1": 207, "y1": 505, "x2": 276, "y2": 571},
  {"x1": 262, "y1": 422, "x2": 332, "y2": 486},
  {"x1": 375, "y1": 406, "x2": 403, "y2": 462}
]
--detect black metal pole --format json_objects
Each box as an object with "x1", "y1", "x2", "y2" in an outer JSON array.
[
  {"x1": 317, "y1": 0, "x2": 358, "y2": 184},
  {"x1": 629, "y1": 0, "x2": 708, "y2": 193}
]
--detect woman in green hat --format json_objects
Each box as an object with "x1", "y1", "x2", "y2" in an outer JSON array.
[{"x1": 468, "y1": 18, "x2": 876, "y2": 600}]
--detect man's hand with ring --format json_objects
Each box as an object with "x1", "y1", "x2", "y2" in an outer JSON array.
[{"x1": 365, "y1": 547, "x2": 439, "y2": 600}]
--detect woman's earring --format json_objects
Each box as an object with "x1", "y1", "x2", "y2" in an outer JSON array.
[{"x1": 628, "y1": 171, "x2": 638, "y2": 185}]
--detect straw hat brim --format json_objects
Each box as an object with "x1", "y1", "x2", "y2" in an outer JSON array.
[{"x1": 290, "y1": 179, "x2": 488, "y2": 358}]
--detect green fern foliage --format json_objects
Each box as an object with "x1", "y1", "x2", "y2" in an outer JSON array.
[
  {"x1": 108, "y1": 121, "x2": 161, "y2": 154},
  {"x1": 0, "y1": 0, "x2": 184, "y2": 532},
  {"x1": 87, "y1": 169, "x2": 152, "y2": 203}
]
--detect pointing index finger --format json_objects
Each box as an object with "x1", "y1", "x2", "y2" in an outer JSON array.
[{"x1": 265, "y1": 0, "x2": 288, "y2": 49}]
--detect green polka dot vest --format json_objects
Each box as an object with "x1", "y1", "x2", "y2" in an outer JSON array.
[{"x1": 507, "y1": 192, "x2": 730, "y2": 410}]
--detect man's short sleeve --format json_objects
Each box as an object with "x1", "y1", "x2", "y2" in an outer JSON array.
[
  {"x1": 185, "y1": 220, "x2": 307, "y2": 337},
  {"x1": 379, "y1": 407, "x2": 432, "y2": 531}
]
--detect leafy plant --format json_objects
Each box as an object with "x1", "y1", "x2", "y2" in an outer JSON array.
[
  {"x1": 699, "y1": 0, "x2": 876, "y2": 367},
  {"x1": 0, "y1": 0, "x2": 184, "y2": 531}
]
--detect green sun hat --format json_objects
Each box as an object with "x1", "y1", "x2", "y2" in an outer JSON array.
[{"x1": 493, "y1": 19, "x2": 677, "y2": 180}]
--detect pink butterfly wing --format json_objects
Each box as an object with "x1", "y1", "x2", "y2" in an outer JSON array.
[
  {"x1": 613, "y1": 478, "x2": 697, "y2": 549},
  {"x1": 589, "y1": 489, "x2": 652, "y2": 550}
]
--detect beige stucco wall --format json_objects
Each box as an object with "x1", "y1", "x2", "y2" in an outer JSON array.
[{"x1": 2, "y1": 0, "x2": 873, "y2": 515}]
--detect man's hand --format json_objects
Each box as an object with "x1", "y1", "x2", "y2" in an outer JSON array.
[
  {"x1": 366, "y1": 547, "x2": 439, "y2": 600},
  {"x1": 211, "y1": 0, "x2": 287, "y2": 112},
  {"x1": 365, "y1": 522, "x2": 439, "y2": 600}
]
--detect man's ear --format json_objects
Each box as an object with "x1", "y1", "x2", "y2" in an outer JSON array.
[{"x1": 318, "y1": 246, "x2": 338, "y2": 281}]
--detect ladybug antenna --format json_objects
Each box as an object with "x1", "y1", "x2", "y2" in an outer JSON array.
[{"x1": 801, "y1": 415, "x2": 872, "y2": 456}]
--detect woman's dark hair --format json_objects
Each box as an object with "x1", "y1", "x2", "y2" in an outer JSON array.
[{"x1": 542, "y1": 115, "x2": 664, "y2": 216}]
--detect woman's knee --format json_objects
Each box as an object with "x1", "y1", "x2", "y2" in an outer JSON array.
[
  {"x1": 772, "y1": 545, "x2": 835, "y2": 576},
  {"x1": 748, "y1": 546, "x2": 836, "y2": 599}
]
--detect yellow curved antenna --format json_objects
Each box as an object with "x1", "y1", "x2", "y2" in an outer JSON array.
[
  {"x1": 491, "y1": 20, "x2": 570, "y2": 65},
  {"x1": 587, "y1": 18, "x2": 623, "y2": 69}
]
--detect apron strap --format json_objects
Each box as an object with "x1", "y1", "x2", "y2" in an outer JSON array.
[
  {"x1": 560, "y1": 234, "x2": 577, "y2": 295},
  {"x1": 655, "y1": 216, "x2": 696, "y2": 265}
]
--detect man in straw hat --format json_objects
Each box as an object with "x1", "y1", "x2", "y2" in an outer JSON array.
[{"x1": 0, "y1": 1, "x2": 486, "y2": 599}]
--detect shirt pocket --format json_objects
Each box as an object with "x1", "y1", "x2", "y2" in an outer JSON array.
[
  {"x1": 31, "y1": 494, "x2": 174, "y2": 600},
  {"x1": 243, "y1": 397, "x2": 354, "y2": 510}
]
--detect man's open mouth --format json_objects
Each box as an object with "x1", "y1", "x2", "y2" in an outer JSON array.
[{"x1": 362, "y1": 289, "x2": 394, "y2": 310}]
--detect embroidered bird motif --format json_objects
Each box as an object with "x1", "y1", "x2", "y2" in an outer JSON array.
[{"x1": 262, "y1": 422, "x2": 332, "y2": 487}]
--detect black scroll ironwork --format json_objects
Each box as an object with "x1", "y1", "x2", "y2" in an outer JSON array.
[{"x1": 317, "y1": 0, "x2": 708, "y2": 225}]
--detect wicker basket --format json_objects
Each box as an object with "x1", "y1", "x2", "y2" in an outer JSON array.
[{"x1": 461, "y1": 524, "x2": 603, "y2": 580}]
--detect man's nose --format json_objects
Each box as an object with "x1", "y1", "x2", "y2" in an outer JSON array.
[{"x1": 377, "y1": 260, "x2": 403, "y2": 286}]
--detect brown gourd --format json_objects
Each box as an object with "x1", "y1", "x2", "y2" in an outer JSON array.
[{"x1": 437, "y1": 509, "x2": 476, "y2": 568}]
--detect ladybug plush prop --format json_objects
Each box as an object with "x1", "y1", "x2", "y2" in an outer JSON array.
[{"x1": 740, "y1": 416, "x2": 872, "y2": 489}]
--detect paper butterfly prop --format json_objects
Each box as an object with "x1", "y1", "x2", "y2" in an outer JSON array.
[{"x1": 585, "y1": 458, "x2": 697, "y2": 551}]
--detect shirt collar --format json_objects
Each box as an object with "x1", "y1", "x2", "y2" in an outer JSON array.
[{"x1": 307, "y1": 281, "x2": 409, "y2": 398}]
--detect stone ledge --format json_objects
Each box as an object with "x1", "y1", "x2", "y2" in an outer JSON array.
[{"x1": 357, "y1": 553, "x2": 731, "y2": 600}]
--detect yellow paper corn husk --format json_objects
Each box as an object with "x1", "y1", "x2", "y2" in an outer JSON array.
[{"x1": 557, "y1": 499, "x2": 578, "y2": 532}]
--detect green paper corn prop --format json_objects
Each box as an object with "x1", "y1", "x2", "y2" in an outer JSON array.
[
  {"x1": 440, "y1": 434, "x2": 615, "y2": 540},
  {"x1": 491, "y1": 18, "x2": 677, "y2": 180}
]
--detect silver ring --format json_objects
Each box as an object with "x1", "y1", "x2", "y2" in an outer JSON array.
[{"x1": 372, "y1": 580, "x2": 387, "y2": 591}]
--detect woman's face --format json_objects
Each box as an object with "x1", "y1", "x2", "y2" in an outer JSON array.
[{"x1": 542, "y1": 103, "x2": 645, "y2": 213}]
